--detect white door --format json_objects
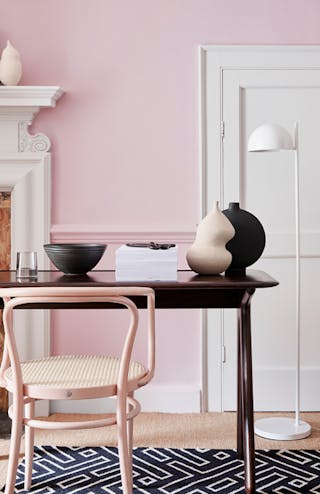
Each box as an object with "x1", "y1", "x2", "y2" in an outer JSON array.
[{"x1": 201, "y1": 46, "x2": 320, "y2": 412}]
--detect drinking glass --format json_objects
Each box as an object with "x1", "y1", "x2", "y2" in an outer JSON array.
[{"x1": 16, "y1": 251, "x2": 38, "y2": 279}]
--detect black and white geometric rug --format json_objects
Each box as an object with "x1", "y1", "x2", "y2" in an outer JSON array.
[{"x1": 7, "y1": 446, "x2": 320, "y2": 493}]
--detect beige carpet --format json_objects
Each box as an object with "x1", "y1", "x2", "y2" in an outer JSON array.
[{"x1": 1, "y1": 411, "x2": 320, "y2": 489}]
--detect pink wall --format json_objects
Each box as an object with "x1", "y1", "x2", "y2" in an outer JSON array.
[{"x1": 2, "y1": 0, "x2": 320, "y2": 399}]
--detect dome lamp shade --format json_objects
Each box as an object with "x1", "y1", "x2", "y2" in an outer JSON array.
[{"x1": 248, "y1": 123, "x2": 295, "y2": 152}]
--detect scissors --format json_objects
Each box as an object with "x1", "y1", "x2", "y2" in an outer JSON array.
[{"x1": 126, "y1": 242, "x2": 176, "y2": 250}]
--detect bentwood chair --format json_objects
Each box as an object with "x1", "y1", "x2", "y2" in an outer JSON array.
[{"x1": 0, "y1": 286, "x2": 155, "y2": 494}]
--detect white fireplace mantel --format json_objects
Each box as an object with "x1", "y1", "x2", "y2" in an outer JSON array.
[
  {"x1": 0, "y1": 86, "x2": 63, "y2": 107},
  {"x1": 0, "y1": 87, "x2": 63, "y2": 406},
  {"x1": 0, "y1": 86, "x2": 64, "y2": 154},
  {"x1": 0, "y1": 85, "x2": 63, "y2": 258}
]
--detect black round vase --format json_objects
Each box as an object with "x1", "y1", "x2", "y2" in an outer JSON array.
[{"x1": 222, "y1": 202, "x2": 266, "y2": 272}]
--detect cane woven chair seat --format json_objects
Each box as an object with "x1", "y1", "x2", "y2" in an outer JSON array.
[{"x1": 5, "y1": 354, "x2": 147, "y2": 398}]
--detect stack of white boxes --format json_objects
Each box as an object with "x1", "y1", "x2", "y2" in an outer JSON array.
[{"x1": 115, "y1": 244, "x2": 178, "y2": 281}]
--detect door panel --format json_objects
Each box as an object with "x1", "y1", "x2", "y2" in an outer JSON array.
[{"x1": 221, "y1": 69, "x2": 320, "y2": 410}]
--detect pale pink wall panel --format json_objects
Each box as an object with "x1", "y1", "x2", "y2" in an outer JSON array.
[
  {"x1": 1, "y1": 0, "x2": 320, "y2": 392},
  {"x1": 51, "y1": 309, "x2": 200, "y2": 385}
]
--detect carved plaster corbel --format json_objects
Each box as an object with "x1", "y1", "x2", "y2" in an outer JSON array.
[{"x1": 18, "y1": 121, "x2": 51, "y2": 152}]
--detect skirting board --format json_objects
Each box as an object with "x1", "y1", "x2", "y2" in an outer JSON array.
[{"x1": 50, "y1": 386, "x2": 202, "y2": 414}]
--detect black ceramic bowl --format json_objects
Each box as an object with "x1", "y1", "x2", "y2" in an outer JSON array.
[{"x1": 44, "y1": 243, "x2": 107, "y2": 275}]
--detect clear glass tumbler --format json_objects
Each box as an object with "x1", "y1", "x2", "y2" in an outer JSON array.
[{"x1": 16, "y1": 251, "x2": 38, "y2": 279}]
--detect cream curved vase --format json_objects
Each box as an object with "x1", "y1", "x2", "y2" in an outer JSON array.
[
  {"x1": 187, "y1": 201, "x2": 235, "y2": 275},
  {"x1": 0, "y1": 40, "x2": 22, "y2": 86}
]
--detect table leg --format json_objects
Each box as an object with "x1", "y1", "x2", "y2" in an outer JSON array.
[
  {"x1": 237, "y1": 308, "x2": 244, "y2": 460},
  {"x1": 240, "y1": 289, "x2": 255, "y2": 494}
]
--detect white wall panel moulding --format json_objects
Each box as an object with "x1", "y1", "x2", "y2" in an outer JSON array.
[
  {"x1": 50, "y1": 225, "x2": 195, "y2": 244},
  {"x1": 248, "y1": 367, "x2": 320, "y2": 412},
  {"x1": 51, "y1": 227, "x2": 320, "y2": 254},
  {"x1": 0, "y1": 86, "x2": 64, "y2": 107},
  {"x1": 263, "y1": 232, "x2": 320, "y2": 258}
]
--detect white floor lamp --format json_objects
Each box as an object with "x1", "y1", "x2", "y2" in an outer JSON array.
[{"x1": 247, "y1": 122, "x2": 311, "y2": 440}]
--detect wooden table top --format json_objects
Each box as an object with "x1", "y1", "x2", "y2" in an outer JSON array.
[
  {"x1": 0, "y1": 270, "x2": 278, "y2": 310},
  {"x1": 0, "y1": 269, "x2": 278, "y2": 289}
]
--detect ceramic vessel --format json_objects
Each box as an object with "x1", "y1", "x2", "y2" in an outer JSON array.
[
  {"x1": 44, "y1": 243, "x2": 107, "y2": 275},
  {"x1": 0, "y1": 41, "x2": 22, "y2": 86},
  {"x1": 187, "y1": 201, "x2": 235, "y2": 275},
  {"x1": 222, "y1": 202, "x2": 266, "y2": 272}
]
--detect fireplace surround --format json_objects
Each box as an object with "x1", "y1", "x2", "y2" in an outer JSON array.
[{"x1": 0, "y1": 86, "x2": 63, "y2": 414}]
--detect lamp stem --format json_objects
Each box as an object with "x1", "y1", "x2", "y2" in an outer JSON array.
[
  {"x1": 294, "y1": 122, "x2": 301, "y2": 427},
  {"x1": 252, "y1": 122, "x2": 310, "y2": 440}
]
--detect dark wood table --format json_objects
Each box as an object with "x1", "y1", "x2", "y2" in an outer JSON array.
[{"x1": 0, "y1": 269, "x2": 278, "y2": 494}]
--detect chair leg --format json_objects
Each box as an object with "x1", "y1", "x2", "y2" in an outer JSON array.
[
  {"x1": 5, "y1": 397, "x2": 23, "y2": 494},
  {"x1": 24, "y1": 400, "x2": 35, "y2": 490},
  {"x1": 127, "y1": 392, "x2": 134, "y2": 478},
  {"x1": 117, "y1": 393, "x2": 133, "y2": 494}
]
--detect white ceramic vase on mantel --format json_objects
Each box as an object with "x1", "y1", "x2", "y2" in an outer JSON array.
[
  {"x1": 186, "y1": 201, "x2": 235, "y2": 275},
  {"x1": 0, "y1": 41, "x2": 22, "y2": 86}
]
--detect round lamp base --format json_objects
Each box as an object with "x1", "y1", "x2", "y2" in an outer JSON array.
[{"x1": 255, "y1": 417, "x2": 311, "y2": 440}]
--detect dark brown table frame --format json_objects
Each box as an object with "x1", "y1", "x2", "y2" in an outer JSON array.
[{"x1": 0, "y1": 269, "x2": 278, "y2": 494}]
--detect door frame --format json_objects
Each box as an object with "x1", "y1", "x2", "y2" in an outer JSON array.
[{"x1": 199, "y1": 45, "x2": 320, "y2": 411}]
